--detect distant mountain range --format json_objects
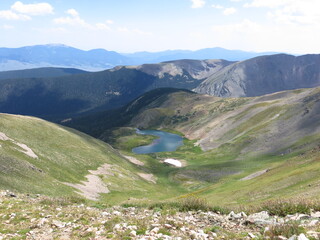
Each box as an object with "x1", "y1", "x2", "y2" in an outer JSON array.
[
  {"x1": 0, "y1": 54, "x2": 319, "y2": 120},
  {"x1": 0, "y1": 44, "x2": 279, "y2": 71}
]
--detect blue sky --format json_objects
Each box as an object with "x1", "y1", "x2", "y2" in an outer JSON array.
[{"x1": 0, "y1": 0, "x2": 319, "y2": 54}]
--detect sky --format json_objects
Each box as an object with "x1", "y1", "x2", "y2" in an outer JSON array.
[{"x1": 0, "y1": 0, "x2": 320, "y2": 54}]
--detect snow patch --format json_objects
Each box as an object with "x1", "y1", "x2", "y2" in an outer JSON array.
[{"x1": 164, "y1": 159, "x2": 182, "y2": 167}]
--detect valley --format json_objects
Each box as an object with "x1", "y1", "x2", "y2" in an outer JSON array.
[
  {"x1": 0, "y1": 49, "x2": 319, "y2": 240},
  {"x1": 66, "y1": 86, "x2": 320, "y2": 207},
  {"x1": 2, "y1": 0, "x2": 320, "y2": 238}
]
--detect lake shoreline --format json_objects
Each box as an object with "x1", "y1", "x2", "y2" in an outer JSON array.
[{"x1": 132, "y1": 129, "x2": 183, "y2": 154}]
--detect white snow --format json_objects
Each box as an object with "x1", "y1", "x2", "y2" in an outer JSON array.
[{"x1": 164, "y1": 158, "x2": 182, "y2": 167}]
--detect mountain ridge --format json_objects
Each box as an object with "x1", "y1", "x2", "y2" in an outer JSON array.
[
  {"x1": 195, "y1": 54, "x2": 320, "y2": 97},
  {"x1": 0, "y1": 44, "x2": 279, "y2": 71},
  {"x1": 0, "y1": 54, "x2": 319, "y2": 121}
]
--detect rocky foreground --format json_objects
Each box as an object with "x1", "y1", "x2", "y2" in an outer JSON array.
[{"x1": 0, "y1": 191, "x2": 319, "y2": 240}]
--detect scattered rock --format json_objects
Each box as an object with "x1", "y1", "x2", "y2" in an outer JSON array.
[
  {"x1": 311, "y1": 211, "x2": 320, "y2": 218},
  {"x1": 297, "y1": 233, "x2": 309, "y2": 240},
  {"x1": 246, "y1": 211, "x2": 271, "y2": 225},
  {"x1": 51, "y1": 220, "x2": 66, "y2": 228},
  {"x1": 248, "y1": 232, "x2": 256, "y2": 238},
  {"x1": 0, "y1": 192, "x2": 319, "y2": 240}
]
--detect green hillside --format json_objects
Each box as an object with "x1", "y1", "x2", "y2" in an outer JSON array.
[
  {"x1": 68, "y1": 87, "x2": 320, "y2": 207},
  {"x1": 0, "y1": 113, "x2": 188, "y2": 204},
  {"x1": 1, "y1": 87, "x2": 319, "y2": 207}
]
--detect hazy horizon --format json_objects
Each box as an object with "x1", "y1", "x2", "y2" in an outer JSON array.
[
  {"x1": 1, "y1": 0, "x2": 320, "y2": 54},
  {"x1": 0, "y1": 42, "x2": 285, "y2": 55}
]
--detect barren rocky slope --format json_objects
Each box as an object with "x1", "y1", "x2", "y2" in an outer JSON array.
[{"x1": 195, "y1": 54, "x2": 320, "y2": 97}]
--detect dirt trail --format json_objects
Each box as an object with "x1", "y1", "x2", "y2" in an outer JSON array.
[
  {"x1": 137, "y1": 173, "x2": 157, "y2": 184},
  {"x1": 0, "y1": 132, "x2": 38, "y2": 158},
  {"x1": 123, "y1": 155, "x2": 144, "y2": 166},
  {"x1": 240, "y1": 169, "x2": 270, "y2": 181},
  {"x1": 64, "y1": 164, "x2": 113, "y2": 201}
]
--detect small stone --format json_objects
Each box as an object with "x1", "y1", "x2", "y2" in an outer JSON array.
[
  {"x1": 210, "y1": 232, "x2": 218, "y2": 238},
  {"x1": 37, "y1": 218, "x2": 48, "y2": 227},
  {"x1": 278, "y1": 236, "x2": 288, "y2": 240},
  {"x1": 113, "y1": 210, "x2": 121, "y2": 216},
  {"x1": 228, "y1": 211, "x2": 243, "y2": 220},
  {"x1": 241, "y1": 211, "x2": 248, "y2": 218},
  {"x1": 288, "y1": 235, "x2": 297, "y2": 240},
  {"x1": 248, "y1": 232, "x2": 256, "y2": 238},
  {"x1": 128, "y1": 225, "x2": 137, "y2": 231},
  {"x1": 247, "y1": 211, "x2": 271, "y2": 225},
  {"x1": 8, "y1": 192, "x2": 17, "y2": 198},
  {"x1": 130, "y1": 230, "x2": 136, "y2": 237},
  {"x1": 307, "y1": 219, "x2": 319, "y2": 226},
  {"x1": 151, "y1": 223, "x2": 161, "y2": 227},
  {"x1": 306, "y1": 231, "x2": 320, "y2": 239},
  {"x1": 297, "y1": 233, "x2": 309, "y2": 240},
  {"x1": 52, "y1": 220, "x2": 66, "y2": 228},
  {"x1": 114, "y1": 223, "x2": 123, "y2": 230},
  {"x1": 164, "y1": 224, "x2": 172, "y2": 229},
  {"x1": 101, "y1": 212, "x2": 110, "y2": 217},
  {"x1": 311, "y1": 211, "x2": 320, "y2": 218},
  {"x1": 297, "y1": 214, "x2": 310, "y2": 220},
  {"x1": 151, "y1": 227, "x2": 160, "y2": 234}
]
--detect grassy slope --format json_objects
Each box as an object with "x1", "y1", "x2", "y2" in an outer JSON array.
[
  {"x1": 0, "y1": 114, "x2": 188, "y2": 204},
  {"x1": 2, "y1": 87, "x2": 319, "y2": 207},
  {"x1": 89, "y1": 87, "x2": 320, "y2": 206}
]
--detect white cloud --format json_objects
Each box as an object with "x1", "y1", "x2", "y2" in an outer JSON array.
[
  {"x1": 1, "y1": 24, "x2": 14, "y2": 29},
  {"x1": 54, "y1": 9, "x2": 90, "y2": 28},
  {"x1": 66, "y1": 9, "x2": 79, "y2": 17},
  {"x1": 54, "y1": 16, "x2": 88, "y2": 28},
  {"x1": 0, "y1": 10, "x2": 30, "y2": 20},
  {"x1": 95, "y1": 20, "x2": 114, "y2": 30},
  {"x1": 245, "y1": 0, "x2": 320, "y2": 25},
  {"x1": 118, "y1": 27, "x2": 129, "y2": 32},
  {"x1": 223, "y1": 7, "x2": 237, "y2": 15},
  {"x1": 211, "y1": 18, "x2": 320, "y2": 54},
  {"x1": 11, "y1": 1, "x2": 53, "y2": 16},
  {"x1": 212, "y1": 5, "x2": 237, "y2": 16},
  {"x1": 106, "y1": 20, "x2": 114, "y2": 25},
  {"x1": 191, "y1": 0, "x2": 206, "y2": 8},
  {"x1": 244, "y1": 0, "x2": 289, "y2": 8},
  {"x1": 95, "y1": 23, "x2": 111, "y2": 30},
  {"x1": 212, "y1": 4, "x2": 224, "y2": 9},
  {"x1": 54, "y1": 10, "x2": 115, "y2": 32}
]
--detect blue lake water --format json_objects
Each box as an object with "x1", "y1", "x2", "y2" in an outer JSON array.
[{"x1": 132, "y1": 129, "x2": 184, "y2": 154}]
